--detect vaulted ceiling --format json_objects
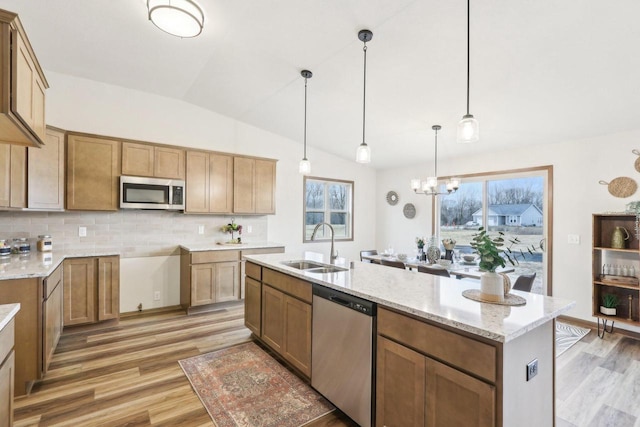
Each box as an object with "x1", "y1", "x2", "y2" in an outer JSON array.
[{"x1": 3, "y1": 0, "x2": 640, "y2": 168}]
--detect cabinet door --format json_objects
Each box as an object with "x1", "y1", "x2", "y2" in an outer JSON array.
[
  {"x1": 209, "y1": 153, "x2": 233, "y2": 213},
  {"x1": 261, "y1": 285, "x2": 284, "y2": 353},
  {"x1": 0, "y1": 144, "x2": 10, "y2": 207},
  {"x1": 283, "y1": 295, "x2": 311, "y2": 377},
  {"x1": 233, "y1": 156, "x2": 255, "y2": 213},
  {"x1": 0, "y1": 350, "x2": 14, "y2": 427},
  {"x1": 244, "y1": 277, "x2": 261, "y2": 336},
  {"x1": 426, "y1": 358, "x2": 495, "y2": 427},
  {"x1": 97, "y1": 256, "x2": 120, "y2": 321},
  {"x1": 121, "y1": 142, "x2": 154, "y2": 177},
  {"x1": 66, "y1": 135, "x2": 120, "y2": 211},
  {"x1": 9, "y1": 145, "x2": 26, "y2": 208},
  {"x1": 255, "y1": 159, "x2": 276, "y2": 214},
  {"x1": 214, "y1": 261, "x2": 240, "y2": 303},
  {"x1": 28, "y1": 127, "x2": 65, "y2": 210},
  {"x1": 191, "y1": 263, "x2": 216, "y2": 306},
  {"x1": 43, "y1": 278, "x2": 62, "y2": 374},
  {"x1": 155, "y1": 146, "x2": 185, "y2": 179},
  {"x1": 63, "y1": 258, "x2": 96, "y2": 326},
  {"x1": 376, "y1": 335, "x2": 426, "y2": 427},
  {"x1": 185, "y1": 150, "x2": 209, "y2": 213}
]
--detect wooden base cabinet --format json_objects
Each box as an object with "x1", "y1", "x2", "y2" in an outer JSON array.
[
  {"x1": 63, "y1": 256, "x2": 120, "y2": 326},
  {"x1": 42, "y1": 264, "x2": 63, "y2": 374},
  {"x1": 244, "y1": 276, "x2": 262, "y2": 336},
  {"x1": 0, "y1": 319, "x2": 15, "y2": 427}
]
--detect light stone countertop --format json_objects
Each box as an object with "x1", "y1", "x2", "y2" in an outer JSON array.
[
  {"x1": 179, "y1": 241, "x2": 285, "y2": 252},
  {"x1": 0, "y1": 303, "x2": 20, "y2": 331},
  {"x1": 244, "y1": 252, "x2": 575, "y2": 343}
]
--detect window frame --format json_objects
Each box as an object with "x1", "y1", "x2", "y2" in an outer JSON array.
[{"x1": 303, "y1": 176, "x2": 355, "y2": 243}]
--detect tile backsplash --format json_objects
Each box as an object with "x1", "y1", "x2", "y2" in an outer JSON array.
[{"x1": 0, "y1": 210, "x2": 268, "y2": 258}]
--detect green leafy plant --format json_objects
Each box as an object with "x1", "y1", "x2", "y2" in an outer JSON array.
[
  {"x1": 601, "y1": 293, "x2": 619, "y2": 308},
  {"x1": 415, "y1": 237, "x2": 425, "y2": 248},
  {"x1": 470, "y1": 227, "x2": 541, "y2": 273}
]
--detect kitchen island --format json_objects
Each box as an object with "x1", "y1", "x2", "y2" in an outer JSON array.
[{"x1": 244, "y1": 252, "x2": 575, "y2": 427}]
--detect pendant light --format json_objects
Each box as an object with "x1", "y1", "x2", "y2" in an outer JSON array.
[
  {"x1": 355, "y1": 29, "x2": 373, "y2": 164},
  {"x1": 299, "y1": 70, "x2": 313, "y2": 175},
  {"x1": 147, "y1": 0, "x2": 204, "y2": 38},
  {"x1": 411, "y1": 125, "x2": 461, "y2": 195},
  {"x1": 457, "y1": 0, "x2": 479, "y2": 143}
]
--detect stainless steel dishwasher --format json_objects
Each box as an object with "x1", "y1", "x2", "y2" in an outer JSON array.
[{"x1": 311, "y1": 284, "x2": 376, "y2": 427}]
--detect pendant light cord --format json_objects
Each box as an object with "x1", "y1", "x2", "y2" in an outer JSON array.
[
  {"x1": 362, "y1": 43, "x2": 368, "y2": 145},
  {"x1": 303, "y1": 76, "x2": 308, "y2": 159},
  {"x1": 466, "y1": 0, "x2": 470, "y2": 116}
]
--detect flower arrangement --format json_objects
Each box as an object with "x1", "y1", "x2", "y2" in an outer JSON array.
[
  {"x1": 416, "y1": 237, "x2": 426, "y2": 248},
  {"x1": 221, "y1": 219, "x2": 243, "y2": 243}
]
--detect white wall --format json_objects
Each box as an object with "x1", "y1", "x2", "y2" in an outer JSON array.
[
  {"x1": 42, "y1": 71, "x2": 377, "y2": 310},
  {"x1": 377, "y1": 130, "x2": 640, "y2": 331}
]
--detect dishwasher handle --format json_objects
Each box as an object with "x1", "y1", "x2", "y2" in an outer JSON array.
[{"x1": 329, "y1": 295, "x2": 351, "y2": 306}]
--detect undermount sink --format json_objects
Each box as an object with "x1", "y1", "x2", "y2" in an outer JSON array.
[
  {"x1": 305, "y1": 266, "x2": 349, "y2": 274},
  {"x1": 281, "y1": 260, "x2": 327, "y2": 270}
]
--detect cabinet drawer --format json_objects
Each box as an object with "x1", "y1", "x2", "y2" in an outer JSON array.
[
  {"x1": 44, "y1": 263, "x2": 62, "y2": 299},
  {"x1": 242, "y1": 247, "x2": 284, "y2": 256},
  {"x1": 0, "y1": 319, "x2": 15, "y2": 365},
  {"x1": 245, "y1": 262, "x2": 262, "y2": 281},
  {"x1": 262, "y1": 268, "x2": 312, "y2": 304},
  {"x1": 378, "y1": 307, "x2": 497, "y2": 383},
  {"x1": 191, "y1": 250, "x2": 239, "y2": 264}
]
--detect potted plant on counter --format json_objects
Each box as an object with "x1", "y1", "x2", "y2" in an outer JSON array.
[
  {"x1": 600, "y1": 294, "x2": 619, "y2": 316},
  {"x1": 221, "y1": 219, "x2": 243, "y2": 244}
]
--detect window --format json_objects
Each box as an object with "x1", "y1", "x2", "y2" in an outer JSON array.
[{"x1": 303, "y1": 177, "x2": 354, "y2": 242}]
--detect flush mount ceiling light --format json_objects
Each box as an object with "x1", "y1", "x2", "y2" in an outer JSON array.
[
  {"x1": 355, "y1": 29, "x2": 373, "y2": 164},
  {"x1": 457, "y1": 0, "x2": 479, "y2": 143},
  {"x1": 411, "y1": 125, "x2": 461, "y2": 195},
  {"x1": 147, "y1": 0, "x2": 204, "y2": 38},
  {"x1": 299, "y1": 70, "x2": 313, "y2": 175}
]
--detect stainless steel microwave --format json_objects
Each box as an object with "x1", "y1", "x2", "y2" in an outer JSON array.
[{"x1": 120, "y1": 176, "x2": 185, "y2": 210}]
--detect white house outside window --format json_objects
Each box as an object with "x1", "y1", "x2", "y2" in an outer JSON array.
[{"x1": 303, "y1": 177, "x2": 354, "y2": 242}]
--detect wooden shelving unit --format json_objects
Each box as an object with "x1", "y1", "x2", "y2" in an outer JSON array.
[{"x1": 592, "y1": 214, "x2": 640, "y2": 337}]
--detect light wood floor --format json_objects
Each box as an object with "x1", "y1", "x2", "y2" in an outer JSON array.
[
  {"x1": 13, "y1": 303, "x2": 354, "y2": 427},
  {"x1": 12, "y1": 305, "x2": 638, "y2": 426}
]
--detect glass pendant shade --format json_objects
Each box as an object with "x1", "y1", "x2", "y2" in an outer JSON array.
[
  {"x1": 356, "y1": 143, "x2": 371, "y2": 164},
  {"x1": 457, "y1": 114, "x2": 479, "y2": 143},
  {"x1": 299, "y1": 158, "x2": 311, "y2": 175},
  {"x1": 410, "y1": 179, "x2": 421, "y2": 191},
  {"x1": 147, "y1": 0, "x2": 204, "y2": 38}
]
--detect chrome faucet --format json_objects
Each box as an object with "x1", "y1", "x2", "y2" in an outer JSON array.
[{"x1": 311, "y1": 222, "x2": 338, "y2": 264}]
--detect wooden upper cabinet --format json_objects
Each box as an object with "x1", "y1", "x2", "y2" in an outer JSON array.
[
  {"x1": 0, "y1": 9, "x2": 48, "y2": 147},
  {"x1": 0, "y1": 143, "x2": 26, "y2": 208},
  {"x1": 27, "y1": 127, "x2": 65, "y2": 210},
  {"x1": 209, "y1": 153, "x2": 233, "y2": 213},
  {"x1": 233, "y1": 157, "x2": 276, "y2": 214},
  {"x1": 185, "y1": 150, "x2": 209, "y2": 213},
  {"x1": 122, "y1": 142, "x2": 185, "y2": 180},
  {"x1": 66, "y1": 134, "x2": 121, "y2": 211}
]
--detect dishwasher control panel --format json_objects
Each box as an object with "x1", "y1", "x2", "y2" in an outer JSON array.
[{"x1": 313, "y1": 284, "x2": 376, "y2": 316}]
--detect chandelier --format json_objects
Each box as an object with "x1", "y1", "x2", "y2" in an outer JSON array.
[{"x1": 411, "y1": 125, "x2": 461, "y2": 195}]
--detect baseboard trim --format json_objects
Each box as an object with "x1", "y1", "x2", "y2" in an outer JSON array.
[
  {"x1": 558, "y1": 314, "x2": 640, "y2": 340},
  {"x1": 120, "y1": 305, "x2": 184, "y2": 318}
]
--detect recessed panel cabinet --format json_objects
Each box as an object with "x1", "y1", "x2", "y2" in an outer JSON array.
[
  {"x1": 0, "y1": 144, "x2": 26, "y2": 208},
  {"x1": 0, "y1": 9, "x2": 48, "y2": 147},
  {"x1": 122, "y1": 142, "x2": 185, "y2": 180},
  {"x1": 42, "y1": 264, "x2": 63, "y2": 374},
  {"x1": 0, "y1": 318, "x2": 15, "y2": 427},
  {"x1": 66, "y1": 134, "x2": 121, "y2": 211},
  {"x1": 233, "y1": 157, "x2": 276, "y2": 214},
  {"x1": 185, "y1": 151, "x2": 233, "y2": 214},
  {"x1": 63, "y1": 256, "x2": 120, "y2": 326},
  {"x1": 28, "y1": 127, "x2": 65, "y2": 210}
]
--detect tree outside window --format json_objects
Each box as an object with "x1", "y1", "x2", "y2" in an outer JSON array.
[{"x1": 304, "y1": 177, "x2": 354, "y2": 241}]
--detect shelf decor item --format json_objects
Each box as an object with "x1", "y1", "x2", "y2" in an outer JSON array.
[
  {"x1": 611, "y1": 226, "x2": 630, "y2": 249},
  {"x1": 600, "y1": 294, "x2": 619, "y2": 316},
  {"x1": 221, "y1": 219, "x2": 243, "y2": 243}
]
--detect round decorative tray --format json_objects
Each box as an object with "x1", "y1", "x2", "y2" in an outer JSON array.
[
  {"x1": 462, "y1": 289, "x2": 526, "y2": 306},
  {"x1": 403, "y1": 203, "x2": 416, "y2": 219},
  {"x1": 386, "y1": 191, "x2": 399, "y2": 205}
]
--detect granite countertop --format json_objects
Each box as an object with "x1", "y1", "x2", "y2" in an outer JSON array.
[
  {"x1": 0, "y1": 303, "x2": 20, "y2": 331},
  {"x1": 244, "y1": 252, "x2": 575, "y2": 343},
  {"x1": 179, "y1": 241, "x2": 285, "y2": 252}
]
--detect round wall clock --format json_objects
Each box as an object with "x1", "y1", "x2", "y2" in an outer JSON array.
[
  {"x1": 386, "y1": 191, "x2": 399, "y2": 205},
  {"x1": 403, "y1": 203, "x2": 416, "y2": 219}
]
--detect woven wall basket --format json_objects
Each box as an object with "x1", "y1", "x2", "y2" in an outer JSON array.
[{"x1": 599, "y1": 177, "x2": 637, "y2": 198}]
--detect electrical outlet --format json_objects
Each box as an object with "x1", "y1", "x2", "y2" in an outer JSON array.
[
  {"x1": 154, "y1": 291, "x2": 161, "y2": 301},
  {"x1": 78, "y1": 226, "x2": 87, "y2": 237},
  {"x1": 567, "y1": 234, "x2": 580, "y2": 245},
  {"x1": 247, "y1": 225, "x2": 252, "y2": 233},
  {"x1": 198, "y1": 225, "x2": 204, "y2": 235},
  {"x1": 526, "y1": 359, "x2": 538, "y2": 381}
]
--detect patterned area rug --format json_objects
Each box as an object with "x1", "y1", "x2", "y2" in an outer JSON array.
[
  {"x1": 556, "y1": 321, "x2": 590, "y2": 357},
  {"x1": 179, "y1": 342, "x2": 335, "y2": 427}
]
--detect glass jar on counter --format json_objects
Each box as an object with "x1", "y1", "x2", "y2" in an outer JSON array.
[
  {"x1": 0, "y1": 239, "x2": 10, "y2": 257},
  {"x1": 12, "y1": 237, "x2": 31, "y2": 254},
  {"x1": 37, "y1": 235, "x2": 53, "y2": 252}
]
